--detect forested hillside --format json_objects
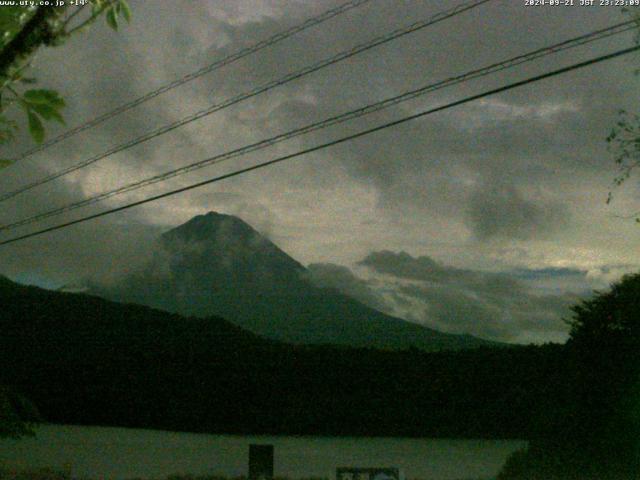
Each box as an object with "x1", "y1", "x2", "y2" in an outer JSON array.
[{"x1": 1, "y1": 275, "x2": 566, "y2": 438}]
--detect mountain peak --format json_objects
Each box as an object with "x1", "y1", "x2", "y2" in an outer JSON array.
[
  {"x1": 195, "y1": 211, "x2": 238, "y2": 223},
  {"x1": 156, "y1": 211, "x2": 307, "y2": 287},
  {"x1": 174, "y1": 211, "x2": 245, "y2": 227},
  {"x1": 163, "y1": 210, "x2": 283, "y2": 249},
  {"x1": 92, "y1": 212, "x2": 493, "y2": 351}
]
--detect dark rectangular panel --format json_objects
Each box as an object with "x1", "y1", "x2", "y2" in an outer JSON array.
[{"x1": 249, "y1": 444, "x2": 274, "y2": 480}]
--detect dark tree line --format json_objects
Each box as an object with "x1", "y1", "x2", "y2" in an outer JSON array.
[
  {"x1": 1, "y1": 275, "x2": 565, "y2": 439},
  {"x1": 498, "y1": 273, "x2": 640, "y2": 479}
]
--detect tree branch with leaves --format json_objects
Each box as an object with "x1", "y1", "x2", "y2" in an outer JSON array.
[
  {"x1": 0, "y1": 0, "x2": 131, "y2": 161},
  {"x1": 606, "y1": 7, "x2": 640, "y2": 221}
]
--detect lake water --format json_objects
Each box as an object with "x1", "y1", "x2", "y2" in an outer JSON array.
[{"x1": 0, "y1": 425, "x2": 526, "y2": 480}]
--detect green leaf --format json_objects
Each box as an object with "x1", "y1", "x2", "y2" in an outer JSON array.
[
  {"x1": 106, "y1": 8, "x2": 118, "y2": 30},
  {"x1": 23, "y1": 89, "x2": 64, "y2": 108},
  {"x1": 27, "y1": 110, "x2": 44, "y2": 144},
  {"x1": 91, "y1": 0, "x2": 108, "y2": 16},
  {"x1": 0, "y1": 159, "x2": 12, "y2": 169},
  {"x1": 23, "y1": 89, "x2": 54, "y2": 104},
  {"x1": 29, "y1": 103, "x2": 65, "y2": 124},
  {"x1": 119, "y1": 0, "x2": 131, "y2": 22}
]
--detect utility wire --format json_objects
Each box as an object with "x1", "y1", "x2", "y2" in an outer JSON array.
[
  {"x1": 1, "y1": 43, "x2": 638, "y2": 247},
  {"x1": 7, "y1": 0, "x2": 374, "y2": 162},
  {"x1": 0, "y1": 20, "x2": 635, "y2": 233},
  {"x1": 0, "y1": 0, "x2": 491, "y2": 203}
]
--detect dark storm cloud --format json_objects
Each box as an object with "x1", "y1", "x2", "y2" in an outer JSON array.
[
  {"x1": 0, "y1": 213, "x2": 163, "y2": 287},
  {"x1": 7, "y1": 1, "x2": 634, "y2": 205},
  {"x1": 359, "y1": 250, "x2": 454, "y2": 282},
  {"x1": 350, "y1": 250, "x2": 580, "y2": 342},
  {"x1": 189, "y1": 0, "x2": 638, "y2": 237},
  {"x1": 392, "y1": 281, "x2": 577, "y2": 342},
  {"x1": 513, "y1": 266, "x2": 586, "y2": 280},
  {"x1": 0, "y1": 139, "x2": 164, "y2": 287},
  {"x1": 465, "y1": 180, "x2": 569, "y2": 240}
]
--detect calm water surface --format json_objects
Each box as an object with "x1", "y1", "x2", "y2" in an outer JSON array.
[{"x1": 0, "y1": 425, "x2": 526, "y2": 480}]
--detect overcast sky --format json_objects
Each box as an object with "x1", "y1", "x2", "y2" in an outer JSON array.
[{"x1": 1, "y1": 0, "x2": 639, "y2": 343}]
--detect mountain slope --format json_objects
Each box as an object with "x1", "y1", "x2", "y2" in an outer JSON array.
[
  {"x1": 0, "y1": 274, "x2": 566, "y2": 438},
  {"x1": 93, "y1": 211, "x2": 493, "y2": 351}
]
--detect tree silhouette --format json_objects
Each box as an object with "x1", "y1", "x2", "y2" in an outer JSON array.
[
  {"x1": 0, "y1": 1, "x2": 131, "y2": 157},
  {"x1": 0, "y1": 385, "x2": 40, "y2": 439},
  {"x1": 564, "y1": 273, "x2": 640, "y2": 477},
  {"x1": 499, "y1": 273, "x2": 640, "y2": 479}
]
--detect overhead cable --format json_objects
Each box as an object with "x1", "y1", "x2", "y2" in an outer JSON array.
[
  {"x1": 1, "y1": 20, "x2": 635, "y2": 233},
  {"x1": 1, "y1": 43, "x2": 638, "y2": 247},
  {"x1": 0, "y1": 0, "x2": 492, "y2": 202},
  {"x1": 7, "y1": 0, "x2": 375, "y2": 163}
]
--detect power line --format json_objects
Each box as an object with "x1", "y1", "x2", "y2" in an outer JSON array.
[
  {"x1": 0, "y1": 0, "x2": 492, "y2": 203},
  {"x1": 7, "y1": 0, "x2": 375, "y2": 163},
  {"x1": 1, "y1": 43, "x2": 638, "y2": 247},
  {"x1": 0, "y1": 20, "x2": 635, "y2": 233}
]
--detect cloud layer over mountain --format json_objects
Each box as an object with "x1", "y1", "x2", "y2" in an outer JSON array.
[{"x1": 311, "y1": 251, "x2": 587, "y2": 343}]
